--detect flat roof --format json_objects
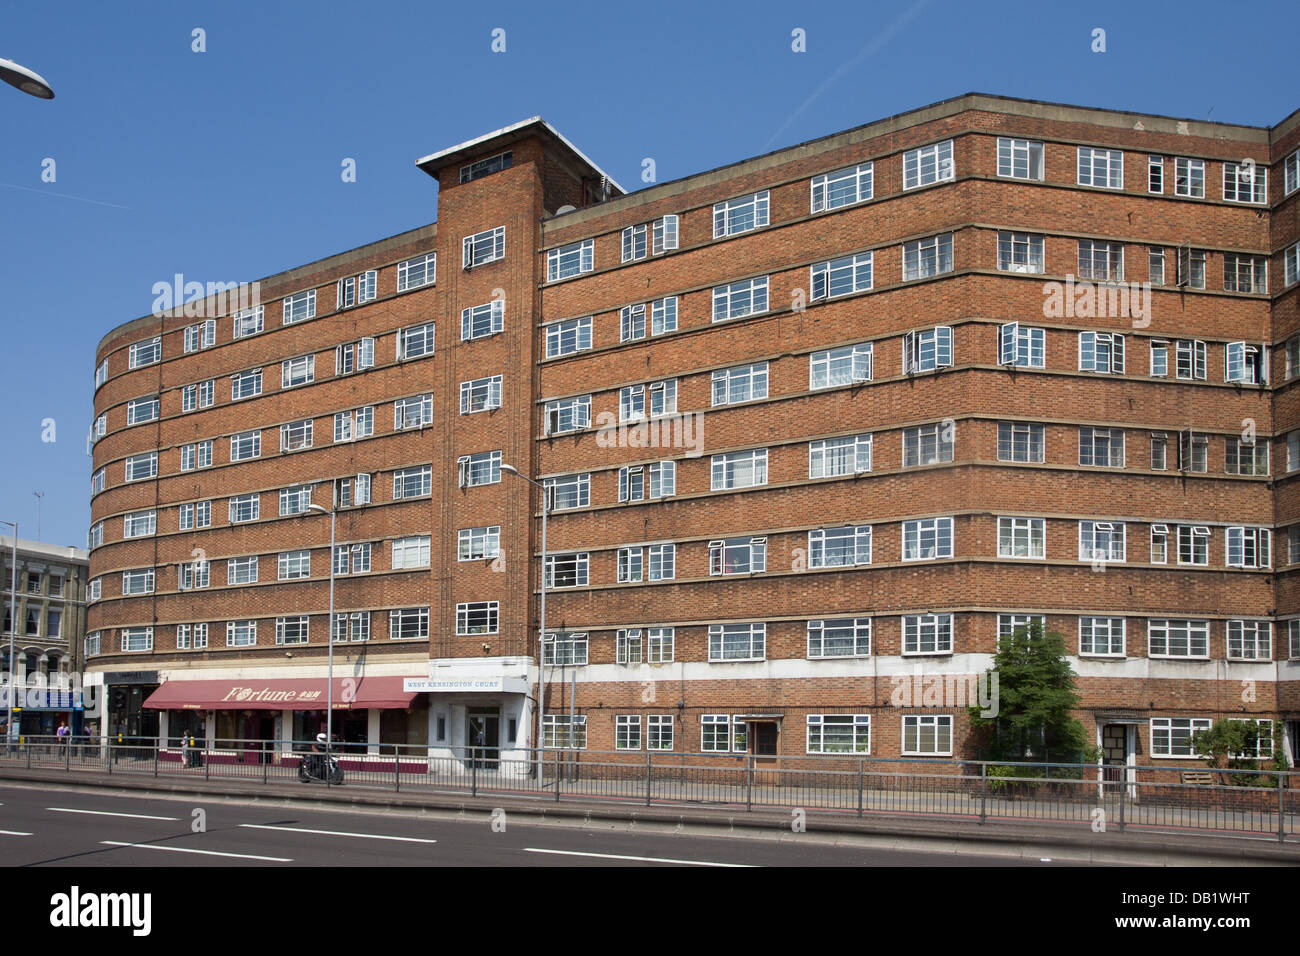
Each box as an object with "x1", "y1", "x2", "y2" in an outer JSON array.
[{"x1": 0, "y1": 535, "x2": 89, "y2": 564}]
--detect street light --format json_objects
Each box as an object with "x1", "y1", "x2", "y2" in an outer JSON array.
[
  {"x1": 500, "y1": 464, "x2": 548, "y2": 781},
  {"x1": 306, "y1": 504, "x2": 336, "y2": 758},
  {"x1": 1, "y1": 521, "x2": 17, "y2": 742},
  {"x1": 0, "y1": 57, "x2": 54, "y2": 99}
]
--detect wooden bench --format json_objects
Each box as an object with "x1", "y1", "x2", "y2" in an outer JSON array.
[{"x1": 1181, "y1": 771, "x2": 1214, "y2": 786}]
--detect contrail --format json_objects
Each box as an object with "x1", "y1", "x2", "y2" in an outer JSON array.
[{"x1": 0, "y1": 180, "x2": 131, "y2": 209}]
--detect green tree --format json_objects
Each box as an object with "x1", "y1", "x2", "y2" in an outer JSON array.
[{"x1": 968, "y1": 621, "x2": 1087, "y2": 761}]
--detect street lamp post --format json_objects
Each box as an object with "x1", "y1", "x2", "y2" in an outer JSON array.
[
  {"x1": 307, "y1": 504, "x2": 336, "y2": 756},
  {"x1": 0, "y1": 57, "x2": 55, "y2": 99},
  {"x1": 1, "y1": 521, "x2": 17, "y2": 742},
  {"x1": 501, "y1": 464, "x2": 548, "y2": 783}
]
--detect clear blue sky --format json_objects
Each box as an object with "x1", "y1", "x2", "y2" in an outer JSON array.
[{"x1": 2, "y1": 0, "x2": 1296, "y2": 548}]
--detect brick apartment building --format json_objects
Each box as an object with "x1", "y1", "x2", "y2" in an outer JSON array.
[{"x1": 85, "y1": 93, "x2": 1300, "y2": 777}]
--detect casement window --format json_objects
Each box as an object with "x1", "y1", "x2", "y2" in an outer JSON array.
[
  {"x1": 902, "y1": 715, "x2": 953, "y2": 756},
  {"x1": 87, "y1": 578, "x2": 101, "y2": 602},
  {"x1": 91, "y1": 414, "x2": 107, "y2": 443},
  {"x1": 336, "y1": 271, "x2": 376, "y2": 309},
  {"x1": 231, "y1": 368, "x2": 262, "y2": 400},
  {"x1": 393, "y1": 465, "x2": 432, "y2": 499},
  {"x1": 650, "y1": 295, "x2": 679, "y2": 335},
  {"x1": 544, "y1": 395, "x2": 591, "y2": 435},
  {"x1": 184, "y1": 319, "x2": 216, "y2": 353},
  {"x1": 621, "y1": 380, "x2": 676, "y2": 420},
  {"x1": 647, "y1": 626, "x2": 675, "y2": 663},
  {"x1": 651, "y1": 215, "x2": 679, "y2": 254},
  {"x1": 89, "y1": 521, "x2": 104, "y2": 548},
  {"x1": 335, "y1": 337, "x2": 376, "y2": 375},
  {"x1": 1223, "y1": 161, "x2": 1267, "y2": 204},
  {"x1": 615, "y1": 715, "x2": 641, "y2": 749},
  {"x1": 226, "y1": 557, "x2": 258, "y2": 585},
  {"x1": 712, "y1": 362, "x2": 768, "y2": 406},
  {"x1": 543, "y1": 631, "x2": 588, "y2": 665},
  {"x1": 619, "y1": 462, "x2": 676, "y2": 502},
  {"x1": 617, "y1": 547, "x2": 644, "y2": 583},
  {"x1": 1227, "y1": 527, "x2": 1270, "y2": 568},
  {"x1": 1148, "y1": 620, "x2": 1210, "y2": 659},
  {"x1": 1150, "y1": 523, "x2": 1169, "y2": 563},
  {"x1": 1291, "y1": 527, "x2": 1300, "y2": 566},
  {"x1": 1150, "y1": 717, "x2": 1213, "y2": 757},
  {"x1": 541, "y1": 714, "x2": 587, "y2": 749},
  {"x1": 176, "y1": 624, "x2": 209, "y2": 650},
  {"x1": 125, "y1": 452, "x2": 158, "y2": 482},
  {"x1": 1227, "y1": 620, "x2": 1271, "y2": 661},
  {"x1": 1223, "y1": 719, "x2": 1275, "y2": 759},
  {"x1": 181, "y1": 380, "x2": 215, "y2": 411},
  {"x1": 1147, "y1": 155, "x2": 1164, "y2": 193},
  {"x1": 274, "y1": 616, "x2": 309, "y2": 646},
  {"x1": 125, "y1": 396, "x2": 159, "y2": 426},
  {"x1": 1173, "y1": 339, "x2": 1207, "y2": 380},
  {"x1": 1290, "y1": 432, "x2": 1300, "y2": 472},
  {"x1": 461, "y1": 300, "x2": 504, "y2": 341},
  {"x1": 811, "y1": 252, "x2": 873, "y2": 299},
  {"x1": 460, "y1": 151, "x2": 512, "y2": 184},
  {"x1": 546, "y1": 239, "x2": 594, "y2": 282},
  {"x1": 95, "y1": 360, "x2": 109, "y2": 389},
  {"x1": 809, "y1": 433, "x2": 872, "y2": 478},
  {"x1": 280, "y1": 355, "x2": 315, "y2": 389},
  {"x1": 232, "y1": 306, "x2": 264, "y2": 338},
  {"x1": 622, "y1": 223, "x2": 648, "y2": 262},
  {"x1": 1287, "y1": 150, "x2": 1300, "y2": 196},
  {"x1": 708, "y1": 622, "x2": 765, "y2": 662},
  {"x1": 902, "y1": 234, "x2": 954, "y2": 281},
  {"x1": 1176, "y1": 525, "x2": 1211, "y2": 565},
  {"x1": 122, "y1": 569, "x2": 155, "y2": 595},
  {"x1": 998, "y1": 516, "x2": 1045, "y2": 559},
  {"x1": 1176, "y1": 246, "x2": 1207, "y2": 288},
  {"x1": 996, "y1": 232, "x2": 1045, "y2": 274},
  {"x1": 120, "y1": 627, "x2": 154, "y2": 652},
  {"x1": 1079, "y1": 520, "x2": 1125, "y2": 563},
  {"x1": 811, "y1": 163, "x2": 873, "y2": 212},
  {"x1": 1178, "y1": 430, "x2": 1209, "y2": 472},
  {"x1": 702, "y1": 715, "x2": 748, "y2": 753},
  {"x1": 709, "y1": 536, "x2": 767, "y2": 575},
  {"x1": 620, "y1": 304, "x2": 646, "y2": 341},
  {"x1": 394, "y1": 393, "x2": 433, "y2": 430},
  {"x1": 903, "y1": 141, "x2": 954, "y2": 189},
  {"x1": 903, "y1": 423, "x2": 953, "y2": 467},
  {"x1": 333, "y1": 542, "x2": 371, "y2": 574},
  {"x1": 178, "y1": 501, "x2": 211, "y2": 531},
  {"x1": 807, "y1": 714, "x2": 871, "y2": 754},
  {"x1": 457, "y1": 450, "x2": 501, "y2": 488},
  {"x1": 123, "y1": 510, "x2": 156, "y2": 539},
  {"x1": 458, "y1": 526, "x2": 501, "y2": 562},
  {"x1": 710, "y1": 449, "x2": 768, "y2": 490},
  {"x1": 277, "y1": 550, "x2": 311, "y2": 580},
  {"x1": 280, "y1": 419, "x2": 313, "y2": 452},
  {"x1": 129, "y1": 337, "x2": 161, "y2": 369},
  {"x1": 460, "y1": 375, "x2": 503, "y2": 414},
  {"x1": 329, "y1": 612, "x2": 370, "y2": 644},
  {"x1": 544, "y1": 316, "x2": 592, "y2": 357},
  {"x1": 282, "y1": 290, "x2": 315, "y2": 324},
  {"x1": 713, "y1": 191, "x2": 769, "y2": 237},
  {"x1": 1224, "y1": 256, "x2": 1268, "y2": 295},
  {"x1": 810, "y1": 342, "x2": 872, "y2": 388},
  {"x1": 903, "y1": 614, "x2": 953, "y2": 655},
  {"x1": 648, "y1": 543, "x2": 676, "y2": 581},
  {"x1": 997, "y1": 138, "x2": 1043, "y2": 181},
  {"x1": 1149, "y1": 341, "x2": 1169, "y2": 377},
  {"x1": 997, "y1": 323, "x2": 1045, "y2": 368},
  {"x1": 399, "y1": 321, "x2": 437, "y2": 358},
  {"x1": 1079, "y1": 617, "x2": 1126, "y2": 657},
  {"x1": 334, "y1": 406, "x2": 374, "y2": 442},
  {"x1": 902, "y1": 326, "x2": 953, "y2": 373},
  {"x1": 389, "y1": 607, "x2": 430, "y2": 641},
  {"x1": 902, "y1": 517, "x2": 954, "y2": 560},
  {"x1": 1078, "y1": 331, "x2": 1125, "y2": 373},
  {"x1": 1077, "y1": 147, "x2": 1123, "y2": 189},
  {"x1": 1286, "y1": 244, "x2": 1300, "y2": 288},
  {"x1": 1173, "y1": 157, "x2": 1205, "y2": 197},
  {"x1": 997, "y1": 422, "x2": 1045, "y2": 463},
  {"x1": 1077, "y1": 240, "x2": 1123, "y2": 281},
  {"x1": 544, "y1": 473, "x2": 591, "y2": 511},
  {"x1": 1078, "y1": 427, "x2": 1125, "y2": 468},
  {"x1": 396, "y1": 252, "x2": 437, "y2": 291},
  {"x1": 807, "y1": 618, "x2": 871, "y2": 658},
  {"x1": 1149, "y1": 247, "x2": 1166, "y2": 286},
  {"x1": 278, "y1": 484, "x2": 313, "y2": 516},
  {"x1": 808, "y1": 526, "x2": 871, "y2": 568},
  {"x1": 463, "y1": 226, "x2": 505, "y2": 268},
  {"x1": 712, "y1": 277, "x2": 769, "y2": 322},
  {"x1": 997, "y1": 614, "x2": 1045, "y2": 644},
  {"x1": 1226, "y1": 437, "x2": 1268, "y2": 476},
  {"x1": 455, "y1": 602, "x2": 499, "y2": 636},
  {"x1": 544, "y1": 553, "x2": 589, "y2": 588},
  {"x1": 230, "y1": 430, "x2": 261, "y2": 461},
  {"x1": 180, "y1": 441, "x2": 212, "y2": 472}
]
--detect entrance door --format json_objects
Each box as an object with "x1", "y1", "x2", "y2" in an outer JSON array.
[
  {"x1": 1101, "y1": 723, "x2": 1132, "y2": 793},
  {"x1": 467, "y1": 708, "x2": 500, "y2": 768},
  {"x1": 752, "y1": 722, "x2": 778, "y2": 761}
]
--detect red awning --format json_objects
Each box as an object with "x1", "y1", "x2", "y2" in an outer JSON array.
[{"x1": 143, "y1": 676, "x2": 418, "y2": 711}]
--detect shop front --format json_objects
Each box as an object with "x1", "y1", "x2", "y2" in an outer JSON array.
[
  {"x1": 102, "y1": 671, "x2": 160, "y2": 741},
  {"x1": 0, "y1": 686, "x2": 84, "y2": 737},
  {"x1": 406, "y1": 656, "x2": 534, "y2": 770}
]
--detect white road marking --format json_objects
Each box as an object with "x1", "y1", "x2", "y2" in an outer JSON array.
[
  {"x1": 48, "y1": 807, "x2": 178, "y2": 821},
  {"x1": 523, "y1": 847, "x2": 754, "y2": 867},
  {"x1": 0, "y1": 830, "x2": 32, "y2": 836},
  {"x1": 238, "y1": 823, "x2": 438, "y2": 844},
  {"x1": 100, "y1": 841, "x2": 291, "y2": 862}
]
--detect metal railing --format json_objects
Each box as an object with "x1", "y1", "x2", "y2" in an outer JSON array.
[{"x1": 2, "y1": 735, "x2": 1296, "y2": 842}]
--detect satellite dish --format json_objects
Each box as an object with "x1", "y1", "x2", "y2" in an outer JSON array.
[{"x1": 555, "y1": 204, "x2": 577, "y2": 214}]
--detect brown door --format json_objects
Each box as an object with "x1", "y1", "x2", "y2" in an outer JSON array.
[{"x1": 752, "y1": 722, "x2": 778, "y2": 761}]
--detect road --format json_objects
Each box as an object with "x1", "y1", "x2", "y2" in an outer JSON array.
[{"x1": 0, "y1": 782, "x2": 1080, "y2": 867}]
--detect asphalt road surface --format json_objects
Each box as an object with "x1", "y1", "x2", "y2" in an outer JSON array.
[{"x1": 0, "y1": 782, "x2": 1080, "y2": 867}]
